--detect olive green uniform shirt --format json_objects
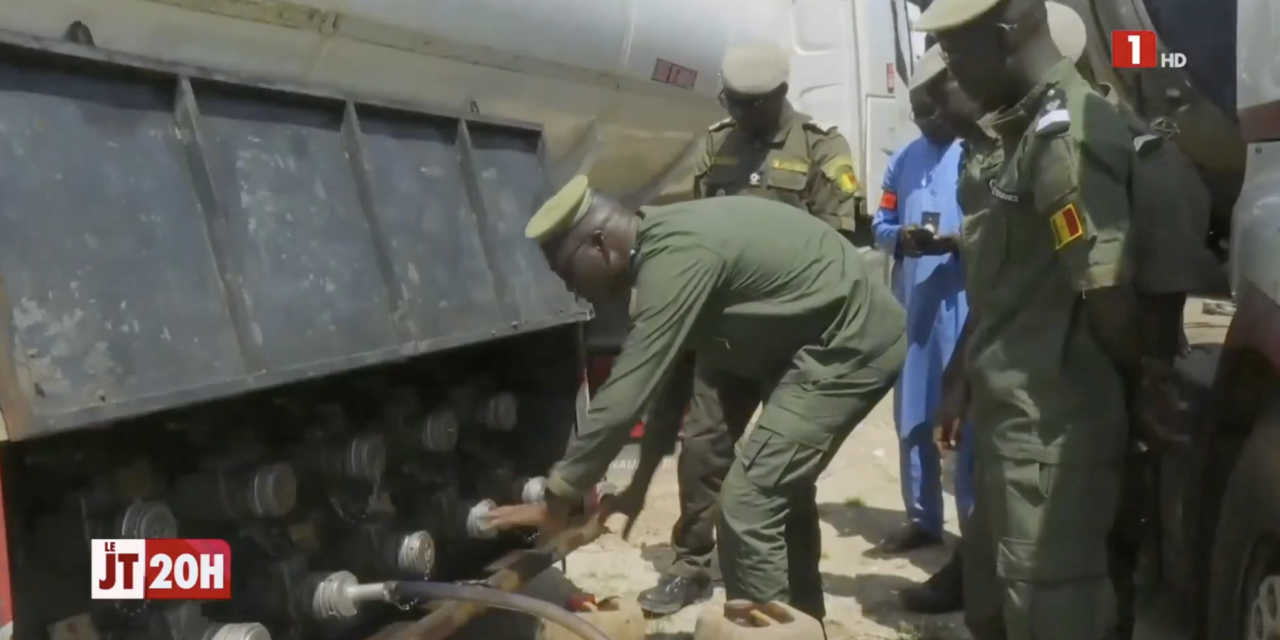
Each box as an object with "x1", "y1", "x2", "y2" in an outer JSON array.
[
  {"x1": 963, "y1": 60, "x2": 1133, "y2": 464},
  {"x1": 546, "y1": 197, "x2": 905, "y2": 498},
  {"x1": 1097, "y1": 83, "x2": 1216, "y2": 295},
  {"x1": 692, "y1": 104, "x2": 861, "y2": 232},
  {"x1": 957, "y1": 134, "x2": 1004, "y2": 294}
]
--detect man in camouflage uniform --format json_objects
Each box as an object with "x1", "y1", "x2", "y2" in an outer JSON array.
[
  {"x1": 636, "y1": 43, "x2": 866, "y2": 616},
  {"x1": 916, "y1": 0, "x2": 1162, "y2": 637},
  {"x1": 486, "y1": 175, "x2": 905, "y2": 627}
]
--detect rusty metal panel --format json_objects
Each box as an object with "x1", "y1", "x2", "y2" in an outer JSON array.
[
  {"x1": 0, "y1": 58, "x2": 245, "y2": 419},
  {"x1": 350, "y1": 106, "x2": 506, "y2": 341},
  {"x1": 461, "y1": 122, "x2": 580, "y2": 328},
  {"x1": 189, "y1": 82, "x2": 399, "y2": 368},
  {"x1": 0, "y1": 31, "x2": 590, "y2": 440}
]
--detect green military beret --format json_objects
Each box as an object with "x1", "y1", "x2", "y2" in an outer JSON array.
[
  {"x1": 913, "y1": 0, "x2": 1004, "y2": 32},
  {"x1": 908, "y1": 45, "x2": 947, "y2": 91},
  {"x1": 1046, "y1": 2, "x2": 1087, "y2": 63},
  {"x1": 524, "y1": 174, "x2": 594, "y2": 243},
  {"x1": 720, "y1": 44, "x2": 790, "y2": 95}
]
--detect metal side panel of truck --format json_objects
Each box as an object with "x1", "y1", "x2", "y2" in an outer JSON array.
[{"x1": 0, "y1": 1, "x2": 793, "y2": 638}]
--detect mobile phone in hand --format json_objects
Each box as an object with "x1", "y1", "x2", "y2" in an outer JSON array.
[{"x1": 922, "y1": 211, "x2": 942, "y2": 234}]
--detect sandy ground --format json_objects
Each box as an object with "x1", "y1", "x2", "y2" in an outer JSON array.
[{"x1": 461, "y1": 299, "x2": 1233, "y2": 640}]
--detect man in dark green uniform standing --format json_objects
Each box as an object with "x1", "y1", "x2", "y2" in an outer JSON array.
[
  {"x1": 484, "y1": 175, "x2": 905, "y2": 624},
  {"x1": 637, "y1": 42, "x2": 867, "y2": 616},
  {"x1": 916, "y1": 0, "x2": 1158, "y2": 637}
]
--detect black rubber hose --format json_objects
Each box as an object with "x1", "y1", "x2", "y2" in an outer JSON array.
[{"x1": 386, "y1": 581, "x2": 611, "y2": 640}]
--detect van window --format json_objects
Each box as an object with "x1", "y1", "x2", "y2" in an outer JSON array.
[{"x1": 1142, "y1": 0, "x2": 1237, "y2": 116}]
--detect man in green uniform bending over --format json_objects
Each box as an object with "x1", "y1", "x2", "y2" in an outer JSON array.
[
  {"x1": 916, "y1": 0, "x2": 1157, "y2": 637},
  {"x1": 485, "y1": 175, "x2": 906, "y2": 623},
  {"x1": 637, "y1": 42, "x2": 867, "y2": 616}
]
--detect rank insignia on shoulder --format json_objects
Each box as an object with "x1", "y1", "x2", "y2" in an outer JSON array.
[
  {"x1": 1049, "y1": 203, "x2": 1085, "y2": 249},
  {"x1": 708, "y1": 117, "x2": 734, "y2": 132},
  {"x1": 1035, "y1": 109, "x2": 1070, "y2": 135},
  {"x1": 803, "y1": 119, "x2": 838, "y2": 134}
]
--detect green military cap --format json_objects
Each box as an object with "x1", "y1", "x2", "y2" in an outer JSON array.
[
  {"x1": 524, "y1": 174, "x2": 594, "y2": 243},
  {"x1": 1046, "y1": 2, "x2": 1087, "y2": 63},
  {"x1": 908, "y1": 45, "x2": 947, "y2": 91},
  {"x1": 913, "y1": 0, "x2": 1004, "y2": 32},
  {"x1": 720, "y1": 44, "x2": 790, "y2": 95}
]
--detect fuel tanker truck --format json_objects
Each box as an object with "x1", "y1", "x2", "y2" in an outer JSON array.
[{"x1": 0, "y1": 0, "x2": 923, "y2": 638}]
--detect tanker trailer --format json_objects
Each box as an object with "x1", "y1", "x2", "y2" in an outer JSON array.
[{"x1": 0, "y1": 0, "x2": 793, "y2": 637}]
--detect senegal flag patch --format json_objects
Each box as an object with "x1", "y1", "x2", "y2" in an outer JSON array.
[
  {"x1": 1049, "y1": 203, "x2": 1084, "y2": 249},
  {"x1": 836, "y1": 171, "x2": 858, "y2": 194}
]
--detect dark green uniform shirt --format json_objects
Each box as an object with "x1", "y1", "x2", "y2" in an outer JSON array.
[
  {"x1": 957, "y1": 134, "x2": 1004, "y2": 300},
  {"x1": 546, "y1": 197, "x2": 905, "y2": 498},
  {"x1": 692, "y1": 104, "x2": 861, "y2": 232},
  {"x1": 964, "y1": 60, "x2": 1133, "y2": 464}
]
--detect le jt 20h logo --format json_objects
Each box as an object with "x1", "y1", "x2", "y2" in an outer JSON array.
[
  {"x1": 91, "y1": 539, "x2": 232, "y2": 600},
  {"x1": 1111, "y1": 31, "x2": 1186, "y2": 69}
]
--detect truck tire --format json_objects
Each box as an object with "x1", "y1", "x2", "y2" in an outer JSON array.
[{"x1": 1206, "y1": 423, "x2": 1280, "y2": 640}]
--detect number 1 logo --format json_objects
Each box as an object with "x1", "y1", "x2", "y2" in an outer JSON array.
[{"x1": 1111, "y1": 30, "x2": 1157, "y2": 68}]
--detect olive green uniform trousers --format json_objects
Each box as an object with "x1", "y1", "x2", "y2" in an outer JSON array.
[
  {"x1": 651, "y1": 354, "x2": 757, "y2": 583},
  {"x1": 717, "y1": 337, "x2": 905, "y2": 621},
  {"x1": 962, "y1": 451, "x2": 1123, "y2": 640}
]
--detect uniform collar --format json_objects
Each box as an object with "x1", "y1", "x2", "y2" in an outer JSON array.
[
  {"x1": 986, "y1": 58, "x2": 1076, "y2": 141},
  {"x1": 754, "y1": 102, "x2": 802, "y2": 145}
]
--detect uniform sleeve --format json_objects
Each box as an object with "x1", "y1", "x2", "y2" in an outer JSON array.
[
  {"x1": 872, "y1": 148, "x2": 905, "y2": 256},
  {"x1": 1030, "y1": 134, "x2": 1132, "y2": 292},
  {"x1": 690, "y1": 132, "x2": 715, "y2": 200},
  {"x1": 806, "y1": 131, "x2": 861, "y2": 232},
  {"x1": 545, "y1": 247, "x2": 723, "y2": 499}
]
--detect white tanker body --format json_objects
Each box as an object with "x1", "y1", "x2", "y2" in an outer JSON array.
[{"x1": 0, "y1": 0, "x2": 788, "y2": 202}]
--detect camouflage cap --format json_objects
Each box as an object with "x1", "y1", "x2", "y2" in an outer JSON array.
[
  {"x1": 720, "y1": 44, "x2": 790, "y2": 95},
  {"x1": 524, "y1": 175, "x2": 593, "y2": 243},
  {"x1": 908, "y1": 45, "x2": 948, "y2": 91},
  {"x1": 913, "y1": 0, "x2": 1004, "y2": 32},
  {"x1": 1046, "y1": 2, "x2": 1087, "y2": 63}
]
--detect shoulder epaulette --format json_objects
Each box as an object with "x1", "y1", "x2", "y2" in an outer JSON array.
[
  {"x1": 1133, "y1": 133, "x2": 1163, "y2": 156},
  {"x1": 1033, "y1": 88, "x2": 1071, "y2": 136},
  {"x1": 801, "y1": 119, "x2": 839, "y2": 134},
  {"x1": 708, "y1": 117, "x2": 735, "y2": 132}
]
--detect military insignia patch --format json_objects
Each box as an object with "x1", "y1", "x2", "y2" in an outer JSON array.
[
  {"x1": 879, "y1": 191, "x2": 898, "y2": 211},
  {"x1": 771, "y1": 158, "x2": 808, "y2": 173},
  {"x1": 1049, "y1": 203, "x2": 1084, "y2": 249},
  {"x1": 748, "y1": 172, "x2": 762, "y2": 186},
  {"x1": 837, "y1": 171, "x2": 858, "y2": 194}
]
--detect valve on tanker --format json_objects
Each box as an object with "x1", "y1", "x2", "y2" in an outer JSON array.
[
  {"x1": 521, "y1": 476, "x2": 548, "y2": 504},
  {"x1": 475, "y1": 391, "x2": 518, "y2": 431},
  {"x1": 116, "y1": 500, "x2": 178, "y2": 539},
  {"x1": 302, "y1": 571, "x2": 365, "y2": 621},
  {"x1": 342, "y1": 522, "x2": 436, "y2": 579},
  {"x1": 145, "y1": 602, "x2": 272, "y2": 640},
  {"x1": 295, "y1": 432, "x2": 387, "y2": 484},
  {"x1": 419, "y1": 408, "x2": 460, "y2": 453},
  {"x1": 169, "y1": 463, "x2": 298, "y2": 521},
  {"x1": 464, "y1": 499, "x2": 499, "y2": 540}
]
